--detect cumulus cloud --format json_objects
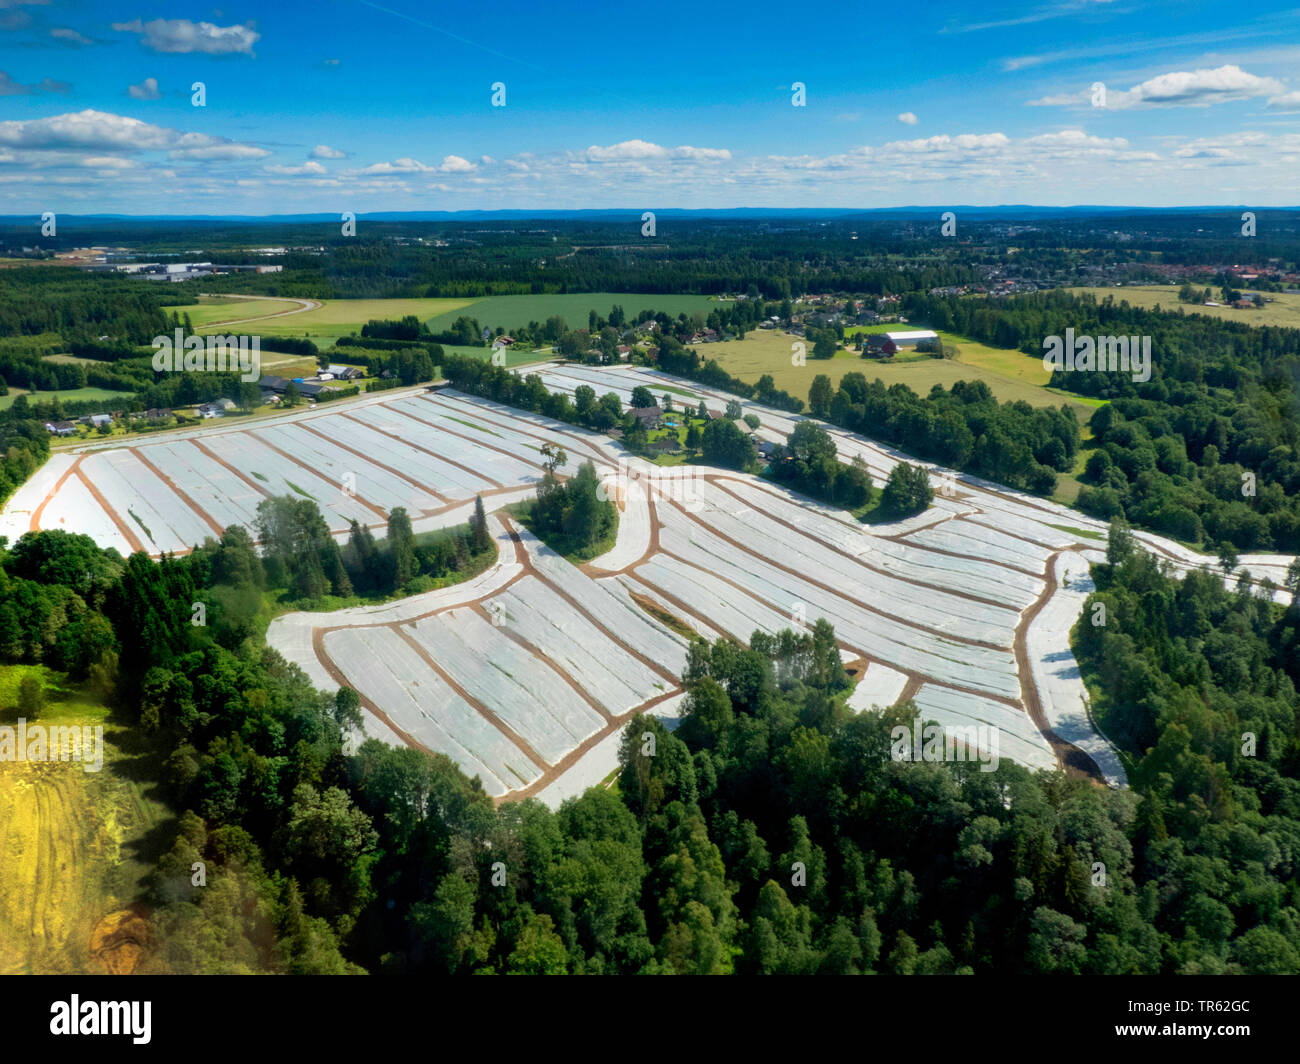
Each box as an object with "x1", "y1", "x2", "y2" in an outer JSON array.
[
  {"x1": 353, "y1": 157, "x2": 434, "y2": 175},
  {"x1": 897, "y1": 112, "x2": 919, "y2": 125},
  {"x1": 0, "y1": 109, "x2": 269, "y2": 162},
  {"x1": 583, "y1": 139, "x2": 731, "y2": 162},
  {"x1": 112, "y1": 18, "x2": 259, "y2": 56},
  {"x1": 438, "y1": 154, "x2": 475, "y2": 172},
  {"x1": 127, "y1": 76, "x2": 161, "y2": 100},
  {"x1": 310, "y1": 144, "x2": 346, "y2": 159},
  {"x1": 1266, "y1": 90, "x2": 1300, "y2": 112},
  {"x1": 0, "y1": 70, "x2": 68, "y2": 95},
  {"x1": 1031, "y1": 64, "x2": 1285, "y2": 109},
  {"x1": 264, "y1": 160, "x2": 328, "y2": 175}
]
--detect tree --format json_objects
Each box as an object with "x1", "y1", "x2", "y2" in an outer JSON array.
[
  {"x1": 880, "y1": 462, "x2": 932, "y2": 517},
  {"x1": 725, "y1": 399, "x2": 743, "y2": 420},
  {"x1": 470, "y1": 495, "x2": 492, "y2": 554},
  {"x1": 630, "y1": 386, "x2": 655, "y2": 409},
  {"x1": 17, "y1": 674, "x2": 43, "y2": 719},
  {"x1": 809, "y1": 374, "x2": 834, "y2": 419},
  {"x1": 685, "y1": 422, "x2": 702, "y2": 450},
  {"x1": 388, "y1": 507, "x2": 416, "y2": 590},
  {"x1": 701, "y1": 418, "x2": 753, "y2": 471}
]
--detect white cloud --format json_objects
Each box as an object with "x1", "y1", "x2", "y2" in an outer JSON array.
[
  {"x1": 310, "y1": 144, "x2": 346, "y2": 159},
  {"x1": 0, "y1": 110, "x2": 269, "y2": 165},
  {"x1": 897, "y1": 112, "x2": 919, "y2": 125},
  {"x1": 112, "y1": 18, "x2": 259, "y2": 56},
  {"x1": 584, "y1": 139, "x2": 731, "y2": 162},
  {"x1": 1031, "y1": 64, "x2": 1286, "y2": 109},
  {"x1": 438, "y1": 154, "x2": 475, "y2": 173},
  {"x1": 265, "y1": 160, "x2": 328, "y2": 175},
  {"x1": 1266, "y1": 90, "x2": 1300, "y2": 112},
  {"x1": 127, "y1": 76, "x2": 161, "y2": 100},
  {"x1": 353, "y1": 157, "x2": 434, "y2": 175}
]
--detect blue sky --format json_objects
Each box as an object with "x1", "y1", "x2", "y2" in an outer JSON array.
[{"x1": 2, "y1": 0, "x2": 1300, "y2": 212}]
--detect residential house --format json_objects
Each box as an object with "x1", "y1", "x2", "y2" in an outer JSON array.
[
  {"x1": 45, "y1": 420, "x2": 76, "y2": 436},
  {"x1": 627, "y1": 406, "x2": 664, "y2": 429},
  {"x1": 651, "y1": 435, "x2": 682, "y2": 454}
]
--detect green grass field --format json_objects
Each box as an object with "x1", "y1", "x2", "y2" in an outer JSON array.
[
  {"x1": 0, "y1": 386, "x2": 126, "y2": 411},
  {"x1": 704, "y1": 329, "x2": 1098, "y2": 418},
  {"x1": 1066, "y1": 285, "x2": 1300, "y2": 329},
  {"x1": 173, "y1": 296, "x2": 296, "y2": 328},
  {"x1": 178, "y1": 296, "x2": 476, "y2": 350},
  {"x1": 424, "y1": 292, "x2": 718, "y2": 335}
]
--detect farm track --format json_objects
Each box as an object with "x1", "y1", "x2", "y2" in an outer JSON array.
[
  {"x1": 193, "y1": 294, "x2": 322, "y2": 329},
  {"x1": 1014, "y1": 547, "x2": 1106, "y2": 783}
]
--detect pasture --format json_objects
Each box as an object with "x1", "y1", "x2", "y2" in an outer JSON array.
[
  {"x1": 424, "y1": 292, "x2": 717, "y2": 335},
  {"x1": 1066, "y1": 285, "x2": 1300, "y2": 329},
  {"x1": 702, "y1": 329, "x2": 1097, "y2": 417}
]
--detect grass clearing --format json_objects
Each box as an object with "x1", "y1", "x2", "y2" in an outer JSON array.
[
  {"x1": 0, "y1": 387, "x2": 127, "y2": 411},
  {"x1": 1050, "y1": 523, "x2": 1104, "y2": 541},
  {"x1": 1067, "y1": 285, "x2": 1300, "y2": 329},
  {"x1": 0, "y1": 664, "x2": 171, "y2": 974},
  {"x1": 704, "y1": 329, "x2": 1097, "y2": 418}
]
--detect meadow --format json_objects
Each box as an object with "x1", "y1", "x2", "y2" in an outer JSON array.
[
  {"x1": 0, "y1": 663, "x2": 168, "y2": 974},
  {"x1": 0, "y1": 386, "x2": 125, "y2": 411},
  {"x1": 1067, "y1": 285, "x2": 1300, "y2": 329},
  {"x1": 423, "y1": 292, "x2": 718, "y2": 335},
  {"x1": 704, "y1": 328, "x2": 1098, "y2": 418}
]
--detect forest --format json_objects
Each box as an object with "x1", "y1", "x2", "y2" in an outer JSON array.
[
  {"x1": 2, "y1": 506, "x2": 1299, "y2": 973},
  {"x1": 903, "y1": 290, "x2": 1300, "y2": 550}
]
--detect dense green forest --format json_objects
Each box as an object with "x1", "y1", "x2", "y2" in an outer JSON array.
[{"x1": 3, "y1": 507, "x2": 1300, "y2": 973}]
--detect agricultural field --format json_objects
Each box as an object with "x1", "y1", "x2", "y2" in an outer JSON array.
[
  {"x1": 1067, "y1": 285, "x2": 1300, "y2": 329},
  {"x1": 702, "y1": 328, "x2": 1098, "y2": 418},
  {"x1": 0, "y1": 664, "x2": 167, "y2": 974},
  {"x1": 0, "y1": 387, "x2": 126, "y2": 412},
  {"x1": 10, "y1": 361, "x2": 1289, "y2": 803},
  {"x1": 176, "y1": 295, "x2": 475, "y2": 350},
  {"x1": 424, "y1": 292, "x2": 718, "y2": 335}
]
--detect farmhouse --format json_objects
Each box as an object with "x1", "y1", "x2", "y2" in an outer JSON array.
[
  {"x1": 80, "y1": 413, "x2": 112, "y2": 428},
  {"x1": 44, "y1": 420, "x2": 76, "y2": 436},
  {"x1": 627, "y1": 406, "x2": 664, "y2": 429},
  {"x1": 198, "y1": 398, "x2": 238, "y2": 418},
  {"x1": 491, "y1": 335, "x2": 515, "y2": 350},
  {"x1": 325, "y1": 364, "x2": 364, "y2": 380}
]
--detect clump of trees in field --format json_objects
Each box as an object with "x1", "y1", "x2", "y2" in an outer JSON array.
[
  {"x1": 768, "y1": 420, "x2": 874, "y2": 510},
  {"x1": 880, "y1": 462, "x2": 933, "y2": 517},
  {"x1": 249, "y1": 494, "x2": 495, "y2": 609},
  {"x1": 527, "y1": 445, "x2": 615, "y2": 559}
]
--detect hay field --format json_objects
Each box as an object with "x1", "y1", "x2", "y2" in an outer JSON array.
[
  {"x1": 1067, "y1": 285, "x2": 1300, "y2": 329},
  {"x1": 0, "y1": 664, "x2": 167, "y2": 974}
]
